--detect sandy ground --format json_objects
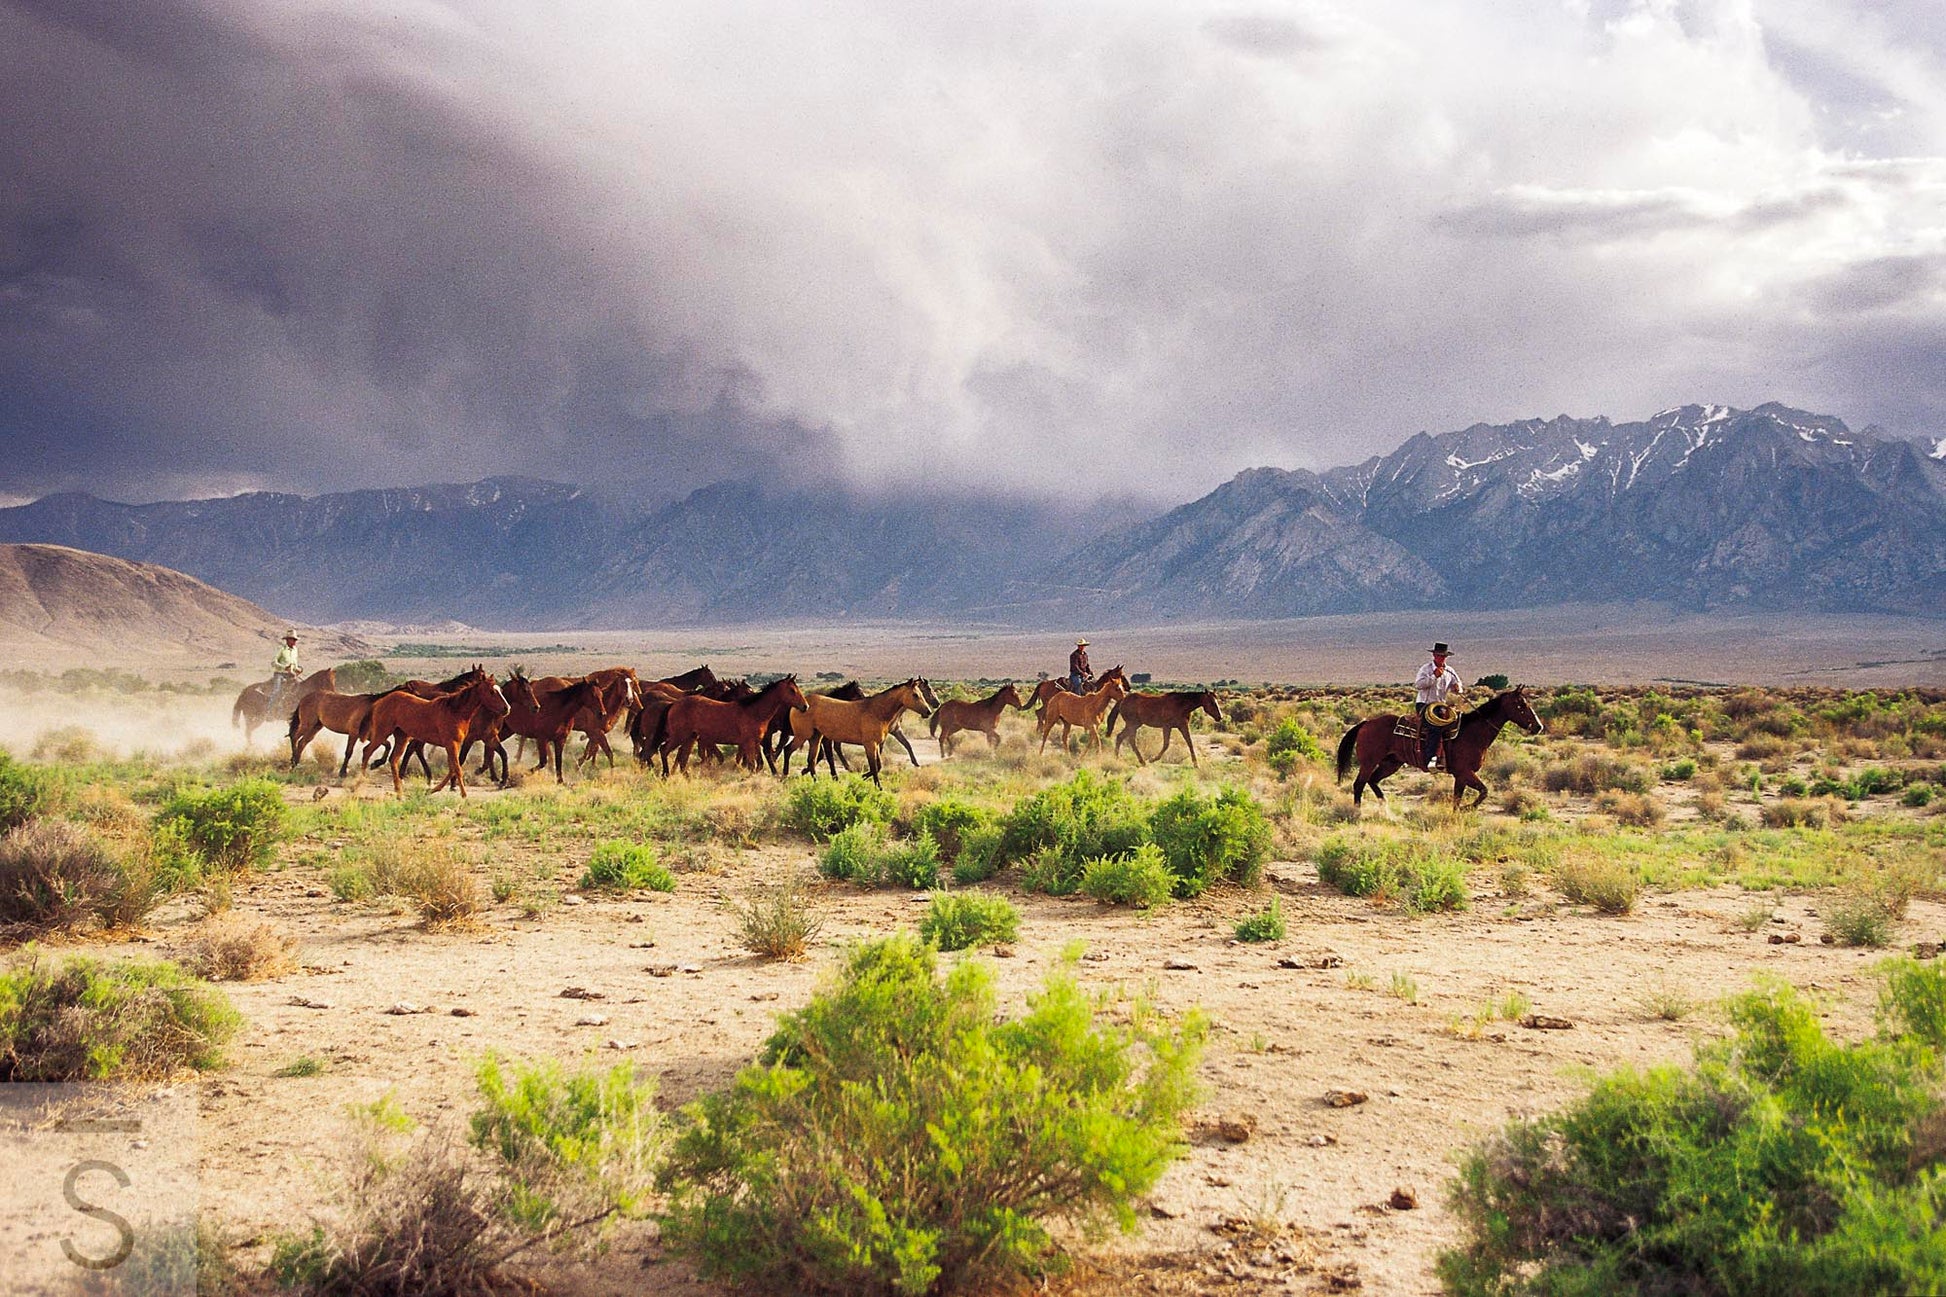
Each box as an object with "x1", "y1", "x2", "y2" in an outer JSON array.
[
  {"x1": 185, "y1": 826, "x2": 1911, "y2": 1296},
  {"x1": 120, "y1": 754, "x2": 1920, "y2": 1297}
]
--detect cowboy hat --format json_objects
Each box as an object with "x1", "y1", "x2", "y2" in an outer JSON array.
[
  {"x1": 1076, "y1": 638, "x2": 1089, "y2": 646},
  {"x1": 1430, "y1": 642, "x2": 1451, "y2": 655},
  {"x1": 283, "y1": 630, "x2": 299, "y2": 640}
]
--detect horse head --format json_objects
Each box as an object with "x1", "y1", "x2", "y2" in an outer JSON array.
[
  {"x1": 1103, "y1": 675, "x2": 1130, "y2": 700},
  {"x1": 916, "y1": 677, "x2": 941, "y2": 712},
  {"x1": 504, "y1": 672, "x2": 538, "y2": 711},
  {"x1": 900, "y1": 678, "x2": 933, "y2": 719},
  {"x1": 1502, "y1": 685, "x2": 1544, "y2": 735},
  {"x1": 777, "y1": 674, "x2": 809, "y2": 713},
  {"x1": 1200, "y1": 690, "x2": 1223, "y2": 723},
  {"x1": 998, "y1": 682, "x2": 1025, "y2": 710},
  {"x1": 473, "y1": 672, "x2": 512, "y2": 719}
]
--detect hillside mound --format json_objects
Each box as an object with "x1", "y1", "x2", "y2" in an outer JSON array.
[{"x1": 0, "y1": 544, "x2": 361, "y2": 667}]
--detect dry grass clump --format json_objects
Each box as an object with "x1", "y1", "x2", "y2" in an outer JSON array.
[
  {"x1": 1553, "y1": 853, "x2": 1641, "y2": 915},
  {"x1": 401, "y1": 847, "x2": 484, "y2": 929},
  {"x1": 1498, "y1": 785, "x2": 1546, "y2": 818},
  {"x1": 733, "y1": 877, "x2": 825, "y2": 960},
  {"x1": 0, "y1": 819, "x2": 164, "y2": 935},
  {"x1": 1593, "y1": 790, "x2": 1665, "y2": 828},
  {"x1": 1541, "y1": 753, "x2": 1652, "y2": 795},
  {"x1": 189, "y1": 918, "x2": 299, "y2": 982},
  {"x1": 1822, "y1": 891, "x2": 1897, "y2": 948},
  {"x1": 1758, "y1": 797, "x2": 1848, "y2": 829},
  {"x1": 0, "y1": 955, "x2": 241, "y2": 1080},
  {"x1": 1734, "y1": 733, "x2": 1795, "y2": 764}
]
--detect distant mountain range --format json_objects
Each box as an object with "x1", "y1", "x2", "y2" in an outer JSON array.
[{"x1": 2, "y1": 403, "x2": 1940, "y2": 626}]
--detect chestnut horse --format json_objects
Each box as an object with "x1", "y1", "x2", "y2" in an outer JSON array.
[
  {"x1": 363, "y1": 674, "x2": 511, "y2": 797},
  {"x1": 929, "y1": 683, "x2": 1026, "y2": 757},
  {"x1": 1025, "y1": 665, "x2": 1128, "y2": 714},
  {"x1": 366, "y1": 668, "x2": 492, "y2": 781},
  {"x1": 503, "y1": 672, "x2": 609, "y2": 783},
  {"x1": 233, "y1": 667, "x2": 337, "y2": 745},
  {"x1": 663, "y1": 676, "x2": 809, "y2": 775},
  {"x1": 1108, "y1": 689, "x2": 1222, "y2": 766},
  {"x1": 783, "y1": 679, "x2": 932, "y2": 786},
  {"x1": 289, "y1": 688, "x2": 387, "y2": 775},
  {"x1": 632, "y1": 676, "x2": 757, "y2": 771},
  {"x1": 1336, "y1": 687, "x2": 1544, "y2": 810},
  {"x1": 1038, "y1": 670, "x2": 1129, "y2": 754},
  {"x1": 571, "y1": 667, "x2": 641, "y2": 769}
]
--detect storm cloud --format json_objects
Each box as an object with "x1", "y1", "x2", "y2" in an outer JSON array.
[{"x1": 1, "y1": 0, "x2": 1943, "y2": 503}]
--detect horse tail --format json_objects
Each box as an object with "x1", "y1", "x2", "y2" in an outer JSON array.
[
  {"x1": 1335, "y1": 723, "x2": 1361, "y2": 784},
  {"x1": 1106, "y1": 699, "x2": 1125, "y2": 734},
  {"x1": 928, "y1": 707, "x2": 940, "y2": 738}
]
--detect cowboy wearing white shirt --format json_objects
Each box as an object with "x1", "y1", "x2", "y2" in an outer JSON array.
[{"x1": 1414, "y1": 642, "x2": 1463, "y2": 769}]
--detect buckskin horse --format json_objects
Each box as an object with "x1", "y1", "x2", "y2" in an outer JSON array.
[
  {"x1": 1336, "y1": 687, "x2": 1545, "y2": 810},
  {"x1": 783, "y1": 679, "x2": 932, "y2": 786},
  {"x1": 1037, "y1": 669, "x2": 1129, "y2": 755},
  {"x1": 929, "y1": 683, "x2": 1026, "y2": 758},
  {"x1": 234, "y1": 667, "x2": 336, "y2": 746},
  {"x1": 663, "y1": 676, "x2": 809, "y2": 775},
  {"x1": 1108, "y1": 689, "x2": 1222, "y2": 767},
  {"x1": 775, "y1": 679, "x2": 939, "y2": 776},
  {"x1": 363, "y1": 673, "x2": 512, "y2": 798}
]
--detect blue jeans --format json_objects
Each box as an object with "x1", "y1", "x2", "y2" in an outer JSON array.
[{"x1": 1069, "y1": 672, "x2": 1087, "y2": 694}]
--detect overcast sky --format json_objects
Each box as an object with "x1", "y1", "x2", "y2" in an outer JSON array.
[{"x1": 2, "y1": 0, "x2": 1942, "y2": 504}]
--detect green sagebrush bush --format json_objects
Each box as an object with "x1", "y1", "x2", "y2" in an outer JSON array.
[
  {"x1": 155, "y1": 778, "x2": 287, "y2": 872},
  {"x1": 1234, "y1": 898, "x2": 1286, "y2": 943},
  {"x1": 949, "y1": 824, "x2": 1006, "y2": 885},
  {"x1": 1149, "y1": 786, "x2": 1271, "y2": 896},
  {"x1": 1265, "y1": 717, "x2": 1327, "y2": 779},
  {"x1": 279, "y1": 1058, "x2": 661, "y2": 1295},
  {"x1": 0, "y1": 751, "x2": 50, "y2": 832},
  {"x1": 918, "y1": 890, "x2": 1019, "y2": 952},
  {"x1": 0, "y1": 954, "x2": 240, "y2": 1080},
  {"x1": 1079, "y1": 842, "x2": 1175, "y2": 909},
  {"x1": 911, "y1": 798, "x2": 993, "y2": 863},
  {"x1": 785, "y1": 775, "x2": 898, "y2": 841},
  {"x1": 1315, "y1": 835, "x2": 1468, "y2": 913},
  {"x1": 994, "y1": 769, "x2": 1150, "y2": 879},
  {"x1": 819, "y1": 825, "x2": 941, "y2": 889},
  {"x1": 660, "y1": 935, "x2": 1204, "y2": 1296},
  {"x1": 1441, "y1": 963, "x2": 1946, "y2": 1297},
  {"x1": 578, "y1": 840, "x2": 675, "y2": 892}
]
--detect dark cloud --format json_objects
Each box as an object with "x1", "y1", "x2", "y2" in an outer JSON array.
[{"x1": 0, "y1": 0, "x2": 1942, "y2": 506}]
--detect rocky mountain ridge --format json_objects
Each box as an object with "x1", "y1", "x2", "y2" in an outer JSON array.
[{"x1": 1, "y1": 403, "x2": 1939, "y2": 625}]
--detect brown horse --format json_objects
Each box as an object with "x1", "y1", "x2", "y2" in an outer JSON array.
[
  {"x1": 1108, "y1": 689, "x2": 1222, "y2": 766},
  {"x1": 1336, "y1": 687, "x2": 1544, "y2": 810},
  {"x1": 1037, "y1": 670, "x2": 1130, "y2": 754},
  {"x1": 502, "y1": 672, "x2": 608, "y2": 783},
  {"x1": 1026, "y1": 664, "x2": 1128, "y2": 713},
  {"x1": 233, "y1": 667, "x2": 337, "y2": 745},
  {"x1": 363, "y1": 674, "x2": 511, "y2": 797},
  {"x1": 289, "y1": 688, "x2": 386, "y2": 775},
  {"x1": 663, "y1": 676, "x2": 809, "y2": 775},
  {"x1": 368, "y1": 668, "x2": 493, "y2": 781},
  {"x1": 929, "y1": 683, "x2": 1026, "y2": 757},
  {"x1": 784, "y1": 679, "x2": 932, "y2": 786},
  {"x1": 571, "y1": 667, "x2": 641, "y2": 769},
  {"x1": 632, "y1": 676, "x2": 758, "y2": 771},
  {"x1": 778, "y1": 678, "x2": 940, "y2": 776}
]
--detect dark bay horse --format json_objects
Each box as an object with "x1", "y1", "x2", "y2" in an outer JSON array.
[
  {"x1": 234, "y1": 667, "x2": 336, "y2": 745},
  {"x1": 1336, "y1": 688, "x2": 1544, "y2": 810},
  {"x1": 929, "y1": 683, "x2": 1025, "y2": 757},
  {"x1": 503, "y1": 673, "x2": 609, "y2": 783},
  {"x1": 1108, "y1": 689, "x2": 1222, "y2": 766},
  {"x1": 663, "y1": 676, "x2": 809, "y2": 775}
]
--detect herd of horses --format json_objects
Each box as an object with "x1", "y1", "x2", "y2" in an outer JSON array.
[{"x1": 236, "y1": 663, "x2": 1545, "y2": 806}]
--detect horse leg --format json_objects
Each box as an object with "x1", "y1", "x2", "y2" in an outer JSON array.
[
  {"x1": 415, "y1": 742, "x2": 435, "y2": 784},
  {"x1": 340, "y1": 731, "x2": 358, "y2": 778},
  {"x1": 554, "y1": 732, "x2": 566, "y2": 784},
  {"x1": 387, "y1": 738, "x2": 405, "y2": 797},
  {"x1": 866, "y1": 742, "x2": 883, "y2": 787},
  {"x1": 892, "y1": 726, "x2": 919, "y2": 768},
  {"x1": 1181, "y1": 723, "x2": 1197, "y2": 767},
  {"x1": 446, "y1": 742, "x2": 465, "y2": 796},
  {"x1": 984, "y1": 726, "x2": 1001, "y2": 752}
]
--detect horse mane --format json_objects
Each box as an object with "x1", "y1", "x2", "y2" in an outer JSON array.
[{"x1": 1459, "y1": 688, "x2": 1518, "y2": 730}]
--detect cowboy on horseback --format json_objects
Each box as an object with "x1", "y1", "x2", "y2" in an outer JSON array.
[
  {"x1": 1415, "y1": 641, "x2": 1463, "y2": 770},
  {"x1": 267, "y1": 630, "x2": 301, "y2": 711},
  {"x1": 1067, "y1": 638, "x2": 1093, "y2": 694}
]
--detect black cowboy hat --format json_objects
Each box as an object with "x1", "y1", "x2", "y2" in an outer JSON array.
[{"x1": 1430, "y1": 642, "x2": 1451, "y2": 655}]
